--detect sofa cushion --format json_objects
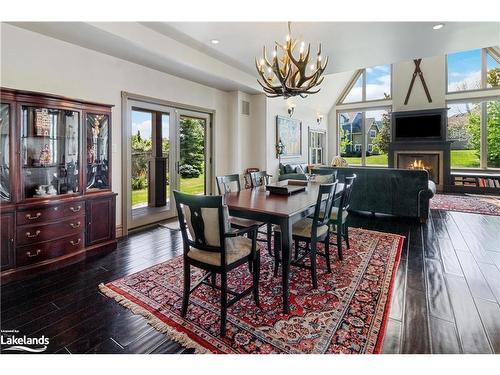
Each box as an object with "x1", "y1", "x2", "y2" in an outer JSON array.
[{"x1": 296, "y1": 164, "x2": 305, "y2": 174}]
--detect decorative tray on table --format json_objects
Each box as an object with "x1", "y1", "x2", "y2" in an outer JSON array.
[{"x1": 266, "y1": 180, "x2": 308, "y2": 195}]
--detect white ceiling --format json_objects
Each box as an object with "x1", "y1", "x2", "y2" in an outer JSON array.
[
  {"x1": 7, "y1": 21, "x2": 500, "y2": 101},
  {"x1": 145, "y1": 22, "x2": 500, "y2": 74}
]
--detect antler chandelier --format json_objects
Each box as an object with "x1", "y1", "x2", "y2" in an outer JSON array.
[{"x1": 255, "y1": 22, "x2": 328, "y2": 98}]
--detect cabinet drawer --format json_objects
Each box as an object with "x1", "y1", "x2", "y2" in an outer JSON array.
[
  {"x1": 16, "y1": 231, "x2": 85, "y2": 267},
  {"x1": 16, "y1": 215, "x2": 85, "y2": 246},
  {"x1": 17, "y1": 201, "x2": 84, "y2": 226}
]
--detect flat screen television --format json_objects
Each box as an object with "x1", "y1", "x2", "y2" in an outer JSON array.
[{"x1": 394, "y1": 114, "x2": 442, "y2": 139}]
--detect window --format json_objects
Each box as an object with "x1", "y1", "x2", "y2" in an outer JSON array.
[
  {"x1": 338, "y1": 108, "x2": 390, "y2": 167},
  {"x1": 340, "y1": 64, "x2": 391, "y2": 104},
  {"x1": 447, "y1": 99, "x2": 500, "y2": 169},
  {"x1": 447, "y1": 46, "x2": 500, "y2": 93},
  {"x1": 447, "y1": 103, "x2": 480, "y2": 168},
  {"x1": 309, "y1": 129, "x2": 326, "y2": 165}
]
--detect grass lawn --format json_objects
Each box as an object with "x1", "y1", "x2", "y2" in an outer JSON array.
[
  {"x1": 450, "y1": 149, "x2": 480, "y2": 168},
  {"x1": 344, "y1": 154, "x2": 388, "y2": 166},
  {"x1": 343, "y1": 150, "x2": 480, "y2": 168},
  {"x1": 132, "y1": 174, "x2": 205, "y2": 208}
]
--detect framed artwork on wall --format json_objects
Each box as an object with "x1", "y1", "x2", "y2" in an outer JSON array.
[{"x1": 276, "y1": 115, "x2": 302, "y2": 158}]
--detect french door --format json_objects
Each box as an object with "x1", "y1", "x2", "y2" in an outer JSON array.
[{"x1": 125, "y1": 100, "x2": 211, "y2": 231}]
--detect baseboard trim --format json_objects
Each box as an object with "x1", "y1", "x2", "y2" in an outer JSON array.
[{"x1": 116, "y1": 225, "x2": 124, "y2": 238}]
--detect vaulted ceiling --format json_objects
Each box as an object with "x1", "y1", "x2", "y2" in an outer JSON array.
[{"x1": 8, "y1": 21, "x2": 500, "y2": 111}]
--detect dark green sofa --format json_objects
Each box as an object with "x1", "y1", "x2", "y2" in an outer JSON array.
[
  {"x1": 278, "y1": 163, "x2": 309, "y2": 181},
  {"x1": 316, "y1": 166, "x2": 436, "y2": 222}
]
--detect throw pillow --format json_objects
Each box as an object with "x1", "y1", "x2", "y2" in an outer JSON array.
[{"x1": 284, "y1": 164, "x2": 294, "y2": 174}]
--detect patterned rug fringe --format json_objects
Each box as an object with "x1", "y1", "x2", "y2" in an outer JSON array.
[{"x1": 98, "y1": 283, "x2": 211, "y2": 354}]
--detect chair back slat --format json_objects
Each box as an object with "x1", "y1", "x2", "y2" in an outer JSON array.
[
  {"x1": 250, "y1": 171, "x2": 271, "y2": 187},
  {"x1": 311, "y1": 182, "x2": 338, "y2": 236},
  {"x1": 174, "y1": 190, "x2": 227, "y2": 257},
  {"x1": 338, "y1": 174, "x2": 357, "y2": 216},
  {"x1": 216, "y1": 174, "x2": 241, "y2": 194}
]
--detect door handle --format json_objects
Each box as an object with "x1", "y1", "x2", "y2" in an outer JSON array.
[{"x1": 176, "y1": 161, "x2": 180, "y2": 174}]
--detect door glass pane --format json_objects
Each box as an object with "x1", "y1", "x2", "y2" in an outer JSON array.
[
  {"x1": 487, "y1": 100, "x2": 500, "y2": 168},
  {"x1": 339, "y1": 111, "x2": 362, "y2": 165},
  {"x1": 86, "y1": 113, "x2": 110, "y2": 190},
  {"x1": 179, "y1": 116, "x2": 206, "y2": 195},
  {"x1": 0, "y1": 104, "x2": 10, "y2": 201},
  {"x1": 447, "y1": 103, "x2": 480, "y2": 168},
  {"x1": 366, "y1": 65, "x2": 391, "y2": 100},
  {"x1": 162, "y1": 113, "x2": 170, "y2": 208},
  {"x1": 131, "y1": 110, "x2": 152, "y2": 209},
  {"x1": 366, "y1": 109, "x2": 390, "y2": 166},
  {"x1": 21, "y1": 106, "x2": 80, "y2": 199}
]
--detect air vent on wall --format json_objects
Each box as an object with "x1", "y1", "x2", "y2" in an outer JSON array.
[{"x1": 241, "y1": 100, "x2": 250, "y2": 116}]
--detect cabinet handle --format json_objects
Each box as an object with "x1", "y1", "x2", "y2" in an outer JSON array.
[
  {"x1": 26, "y1": 230, "x2": 41, "y2": 238},
  {"x1": 69, "y1": 205, "x2": 81, "y2": 212},
  {"x1": 70, "y1": 238, "x2": 81, "y2": 246},
  {"x1": 25, "y1": 212, "x2": 42, "y2": 220},
  {"x1": 26, "y1": 249, "x2": 41, "y2": 258},
  {"x1": 69, "y1": 221, "x2": 81, "y2": 229}
]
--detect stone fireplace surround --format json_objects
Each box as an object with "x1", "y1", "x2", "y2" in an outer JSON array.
[{"x1": 388, "y1": 108, "x2": 451, "y2": 192}]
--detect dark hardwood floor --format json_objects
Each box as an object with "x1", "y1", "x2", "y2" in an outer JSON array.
[{"x1": 1, "y1": 209, "x2": 499, "y2": 354}]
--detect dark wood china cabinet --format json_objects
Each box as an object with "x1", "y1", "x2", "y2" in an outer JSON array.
[{"x1": 0, "y1": 88, "x2": 117, "y2": 283}]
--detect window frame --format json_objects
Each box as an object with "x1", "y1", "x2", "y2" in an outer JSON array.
[
  {"x1": 337, "y1": 64, "x2": 393, "y2": 105},
  {"x1": 446, "y1": 96, "x2": 500, "y2": 171},
  {"x1": 446, "y1": 46, "x2": 500, "y2": 95}
]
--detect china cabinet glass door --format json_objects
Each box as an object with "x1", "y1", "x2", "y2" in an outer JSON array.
[
  {"x1": 86, "y1": 113, "x2": 110, "y2": 191},
  {"x1": 21, "y1": 106, "x2": 80, "y2": 199},
  {"x1": 0, "y1": 103, "x2": 10, "y2": 201}
]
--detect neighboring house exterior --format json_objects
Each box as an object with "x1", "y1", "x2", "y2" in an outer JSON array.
[{"x1": 339, "y1": 113, "x2": 382, "y2": 154}]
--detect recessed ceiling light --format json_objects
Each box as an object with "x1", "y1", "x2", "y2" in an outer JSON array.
[
  {"x1": 210, "y1": 39, "x2": 220, "y2": 45},
  {"x1": 433, "y1": 24, "x2": 445, "y2": 30}
]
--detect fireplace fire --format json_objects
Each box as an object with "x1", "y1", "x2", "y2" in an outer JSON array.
[{"x1": 396, "y1": 153, "x2": 440, "y2": 185}]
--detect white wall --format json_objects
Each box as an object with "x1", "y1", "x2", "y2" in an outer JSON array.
[
  {"x1": 0, "y1": 23, "x2": 237, "y2": 228},
  {"x1": 265, "y1": 98, "x2": 328, "y2": 180}
]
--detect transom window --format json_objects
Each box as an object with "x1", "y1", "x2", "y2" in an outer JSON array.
[
  {"x1": 339, "y1": 64, "x2": 392, "y2": 104},
  {"x1": 447, "y1": 46, "x2": 500, "y2": 93}
]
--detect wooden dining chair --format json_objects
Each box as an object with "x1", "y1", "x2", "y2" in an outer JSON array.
[
  {"x1": 310, "y1": 169, "x2": 338, "y2": 183},
  {"x1": 216, "y1": 174, "x2": 273, "y2": 255},
  {"x1": 249, "y1": 170, "x2": 272, "y2": 187},
  {"x1": 328, "y1": 174, "x2": 356, "y2": 260},
  {"x1": 174, "y1": 190, "x2": 261, "y2": 337},
  {"x1": 273, "y1": 182, "x2": 338, "y2": 289}
]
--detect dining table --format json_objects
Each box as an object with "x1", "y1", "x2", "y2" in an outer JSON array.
[{"x1": 224, "y1": 180, "x2": 344, "y2": 314}]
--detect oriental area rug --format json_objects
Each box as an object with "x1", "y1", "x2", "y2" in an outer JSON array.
[
  {"x1": 99, "y1": 228, "x2": 404, "y2": 354},
  {"x1": 430, "y1": 193, "x2": 500, "y2": 216}
]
